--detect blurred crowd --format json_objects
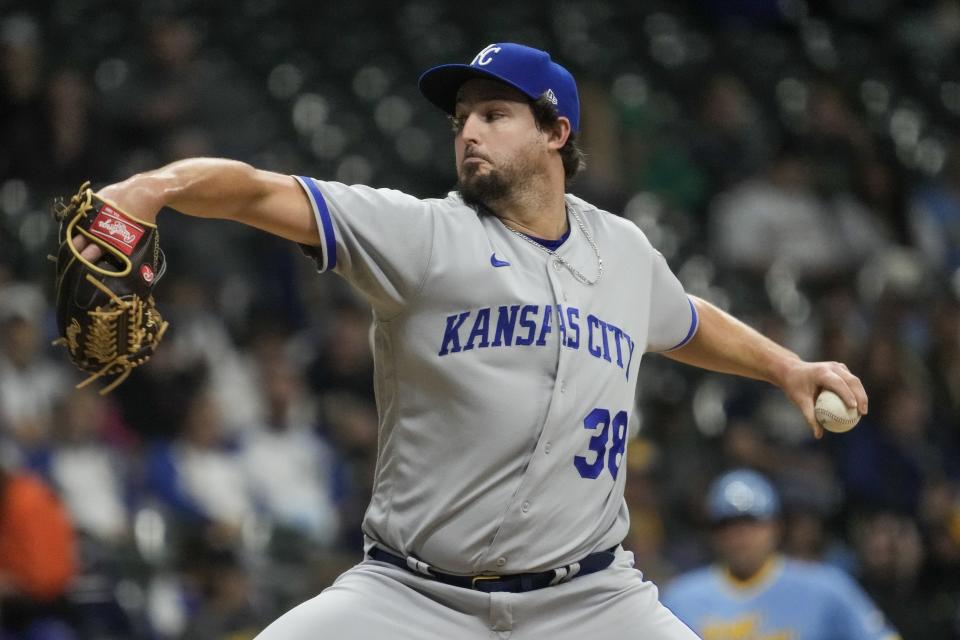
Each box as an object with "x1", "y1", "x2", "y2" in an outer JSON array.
[{"x1": 1, "y1": 1, "x2": 960, "y2": 638}]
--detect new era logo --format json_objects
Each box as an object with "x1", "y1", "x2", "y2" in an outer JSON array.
[{"x1": 545, "y1": 89, "x2": 558, "y2": 105}]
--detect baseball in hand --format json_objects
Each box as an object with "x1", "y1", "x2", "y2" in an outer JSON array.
[{"x1": 814, "y1": 390, "x2": 861, "y2": 433}]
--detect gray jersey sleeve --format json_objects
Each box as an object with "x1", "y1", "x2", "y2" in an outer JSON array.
[
  {"x1": 645, "y1": 250, "x2": 698, "y2": 352},
  {"x1": 294, "y1": 177, "x2": 436, "y2": 315}
]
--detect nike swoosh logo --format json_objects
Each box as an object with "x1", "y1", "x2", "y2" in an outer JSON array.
[{"x1": 490, "y1": 253, "x2": 511, "y2": 268}]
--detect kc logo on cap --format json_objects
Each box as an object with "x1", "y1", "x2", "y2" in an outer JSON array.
[
  {"x1": 471, "y1": 44, "x2": 502, "y2": 66},
  {"x1": 418, "y1": 42, "x2": 582, "y2": 133}
]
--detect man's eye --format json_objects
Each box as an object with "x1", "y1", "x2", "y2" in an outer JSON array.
[
  {"x1": 450, "y1": 116, "x2": 464, "y2": 132},
  {"x1": 486, "y1": 111, "x2": 504, "y2": 121}
]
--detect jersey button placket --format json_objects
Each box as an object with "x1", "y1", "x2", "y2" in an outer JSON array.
[{"x1": 542, "y1": 257, "x2": 569, "y2": 463}]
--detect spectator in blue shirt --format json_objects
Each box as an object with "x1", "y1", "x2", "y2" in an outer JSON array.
[{"x1": 662, "y1": 469, "x2": 900, "y2": 640}]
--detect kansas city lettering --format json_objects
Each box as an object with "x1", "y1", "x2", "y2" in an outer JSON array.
[{"x1": 438, "y1": 304, "x2": 636, "y2": 380}]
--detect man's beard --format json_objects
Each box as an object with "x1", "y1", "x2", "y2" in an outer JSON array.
[
  {"x1": 457, "y1": 168, "x2": 512, "y2": 210},
  {"x1": 456, "y1": 153, "x2": 538, "y2": 212}
]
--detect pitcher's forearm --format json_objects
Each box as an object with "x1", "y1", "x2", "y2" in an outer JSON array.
[
  {"x1": 665, "y1": 295, "x2": 867, "y2": 438},
  {"x1": 663, "y1": 296, "x2": 802, "y2": 389},
  {"x1": 146, "y1": 158, "x2": 264, "y2": 219},
  {"x1": 100, "y1": 158, "x2": 318, "y2": 245}
]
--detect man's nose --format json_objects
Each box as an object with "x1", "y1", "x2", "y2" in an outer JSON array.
[{"x1": 459, "y1": 113, "x2": 481, "y2": 143}]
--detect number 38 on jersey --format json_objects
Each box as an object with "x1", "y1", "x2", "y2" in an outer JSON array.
[{"x1": 574, "y1": 407, "x2": 628, "y2": 480}]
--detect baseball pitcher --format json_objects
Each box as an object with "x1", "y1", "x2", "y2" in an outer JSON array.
[{"x1": 66, "y1": 43, "x2": 870, "y2": 639}]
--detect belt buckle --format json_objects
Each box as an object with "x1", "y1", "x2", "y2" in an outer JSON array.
[{"x1": 471, "y1": 574, "x2": 502, "y2": 589}]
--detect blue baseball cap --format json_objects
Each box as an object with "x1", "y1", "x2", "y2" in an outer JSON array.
[
  {"x1": 418, "y1": 42, "x2": 581, "y2": 133},
  {"x1": 707, "y1": 469, "x2": 781, "y2": 523}
]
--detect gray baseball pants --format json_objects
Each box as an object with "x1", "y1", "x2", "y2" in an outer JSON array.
[{"x1": 254, "y1": 547, "x2": 699, "y2": 639}]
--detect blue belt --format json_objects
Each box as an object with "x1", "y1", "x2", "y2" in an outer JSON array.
[{"x1": 368, "y1": 546, "x2": 618, "y2": 593}]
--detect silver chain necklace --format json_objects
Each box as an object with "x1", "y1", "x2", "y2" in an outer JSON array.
[{"x1": 505, "y1": 206, "x2": 603, "y2": 286}]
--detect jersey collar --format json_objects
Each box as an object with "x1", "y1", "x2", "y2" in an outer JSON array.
[{"x1": 718, "y1": 555, "x2": 784, "y2": 594}]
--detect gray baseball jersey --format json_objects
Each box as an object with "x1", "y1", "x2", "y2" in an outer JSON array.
[{"x1": 294, "y1": 176, "x2": 697, "y2": 576}]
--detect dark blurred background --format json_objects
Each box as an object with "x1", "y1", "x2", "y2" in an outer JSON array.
[{"x1": 1, "y1": 0, "x2": 959, "y2": 638}]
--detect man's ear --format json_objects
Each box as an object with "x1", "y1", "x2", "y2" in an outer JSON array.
[{"x1": 546, "y1": 117, "x2": 572, "y2": 150}]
